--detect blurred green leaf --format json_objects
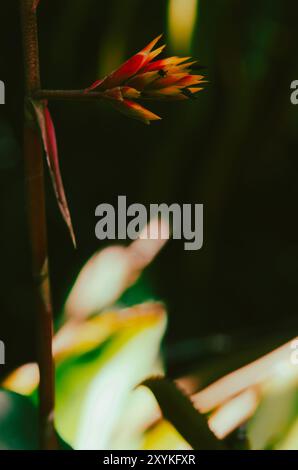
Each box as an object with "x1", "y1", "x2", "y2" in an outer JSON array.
[
  {"x1": 118, "y1": 274, "x2": 158, "y2": 308},
  {"x1": 248, "y1": 378, "x2": 298, "y2": 450},
  {"x1": 55, "y1": 304, "x2": 167, "y2": 449},
  {"x1": 0, "y1": 389, "x2": 38, "y2": 450}
]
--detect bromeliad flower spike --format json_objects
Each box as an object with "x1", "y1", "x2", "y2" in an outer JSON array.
[
  {"x1": 29, "y1": 34, "x2": 205, "y2": 246},
  {"x1": 85, "y1": 35, "x2": 205, "y2": 125}
]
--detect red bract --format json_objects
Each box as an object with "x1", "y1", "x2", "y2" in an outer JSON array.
[
  {"x1": 32, "y1": 100, "x2": 76, "y2": 247},
  {"x1": 85, "y1": 35, "x2": 205, "y2": 125}
]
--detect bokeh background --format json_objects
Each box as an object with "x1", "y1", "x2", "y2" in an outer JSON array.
[{"x1": 1, "y1": 0, "x2": 297, "y2": 379}]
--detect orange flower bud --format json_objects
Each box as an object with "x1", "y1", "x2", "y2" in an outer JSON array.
[{"x1": 85, "y1": 36, "x2": 205, "y2": 123}]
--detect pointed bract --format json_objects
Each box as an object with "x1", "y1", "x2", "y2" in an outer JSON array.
[
  {"x1": 141, "y1": 57, "x2": 191, "y2": 73},
  {"x1": 143, "y1": 86, "x2": 189, "y2": 101},
  {"x1": 140, "y1": 34, "x2": 163, "y2": 54},
  {"x1": 111, "y1": 99, "x2": 161, "y2": 125},
  {"x1": 32, "y1": 100, "x2": 76, "y2": 247},
  {"x1": 99, "y1": 35, "x2": 164, "y2": 90},
  {"x1": 144, "y1": 44, "x2": 166, "y2": 65},
  {"x1": 84, "y1": 78, "x2": 106, "y2": 93},
  {"x1": 126, "y1": 71, "x2": 160, "y2": 90},
  {"x1": 176, "y1": 74, "x2": 205, "y2": 87},
  {"x1": 121, "y1": 87, "x2": 141, "y2": 99},
  {"x1": 148, "y1": 73, "x2": 189, "y2": 90}
]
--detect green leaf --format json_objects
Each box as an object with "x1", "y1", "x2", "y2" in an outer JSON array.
[
  {"x1": 55, "y1": 304, "x2": 167, "y2": 450},
  {"x1": 0, "y1": 389, "x2": 38, "y2": 450},
  {"x1": 142, "y1": 377, "x2": 225, "y2": 450},
  {"x1": 248, "y1": 378, "x2": 298, "y2": 450},
  {"x1": 118, "y1": 273, "x2": 158, "y2": 307},
  {"x1": 56, "y1": 432, "x2": 73, "y2": 450}
]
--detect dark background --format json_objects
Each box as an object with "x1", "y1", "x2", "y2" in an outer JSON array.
[{"x1": 0, "y1": 0, "x2": 297, "y2": 378}]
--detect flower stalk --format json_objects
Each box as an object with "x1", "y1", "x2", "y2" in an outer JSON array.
[
  {"x1": 34, "y1": 90, "x2": 106, "y2": 101},
  {"x1": 20, "y1": 0, "x2": 57, "y2": 450},
  {"x1": 34, "y1": 35, "x2": 205, "y2": 125}
]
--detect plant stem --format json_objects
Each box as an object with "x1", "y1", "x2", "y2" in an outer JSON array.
[
  {"x1": 20, "y1": 0, "x2": 57, "y2": 450},
  {"x1": 34, "y1": 90, "x2": 105, "y2": 101}
]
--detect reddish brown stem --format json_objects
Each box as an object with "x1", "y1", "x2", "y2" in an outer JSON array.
[
  {"x1": 34, "y1": 90, "x2": 105, "y2": 101},
  {"x1": 20, "y1": 0, "x2": 57, "y2": 450}
]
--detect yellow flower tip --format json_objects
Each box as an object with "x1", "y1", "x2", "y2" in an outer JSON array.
[
  {"x1": 173, "y1": 57, "x2": 192, "y2": 66},
  {"x1": 148, "y1": 44, "x2": 167, "y2": 62},
  {"x1": 146, "y1": 115, "x2": 162, "y2": 126},
  {"x1": 189, "y1": 87, "x2": 204, "y2": 93},
  {"x1": 180, "y1": 87, "x2": 204, "y2": 100},
  {"x1": 142, "y1": 34, "x2": 164, "y2": 54},
  {"x1": 151, "y1": 115, "x2": 162, "y2": 121},
  {"x1": 145, "y1": 112, "x2": 162, "y2": 125},
  {"x1": 145, "y1": 112, "x2": 163, "y2": 123},
  {"x1": 122, "y1": 87, "x2": 141, "y2": 100}
]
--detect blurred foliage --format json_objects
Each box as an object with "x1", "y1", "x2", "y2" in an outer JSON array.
[
  {"x1": 2, "y1": 242, "x2": 297, "y2": 449},
  {"x1": 55, "y1": 305, "x2": 166, "y2": 449},
  {"x1": 0, "y1": 389, "x2": 38, "y2": 450}
]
